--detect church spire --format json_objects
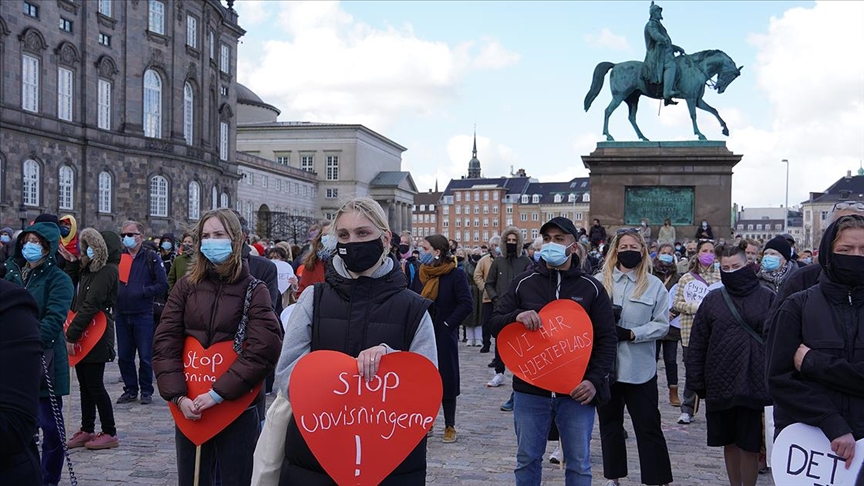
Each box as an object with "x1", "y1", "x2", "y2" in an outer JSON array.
[{"x1": 467, "y1": 127, "x2": 481, "y2": 178}]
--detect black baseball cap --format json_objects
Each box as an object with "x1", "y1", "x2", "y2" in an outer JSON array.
[{"x1": 540, "y1": 217, "x2": 579, "y2": 238}]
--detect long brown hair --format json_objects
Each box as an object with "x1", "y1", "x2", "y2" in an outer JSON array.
[
  {"x1": 301, "y1": 221, "x2": 331, "y2": 271},
  {"x1": 187, "y1": 209, "x2": 245, "y2": 284},
  {"x1": 602, "y1": 230, "x2": 652, "y2": 299}
]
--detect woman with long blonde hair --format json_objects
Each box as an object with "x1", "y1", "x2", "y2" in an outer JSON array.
[{"x1": 598, "y1": 228, "x2": 672, "y2": 486}]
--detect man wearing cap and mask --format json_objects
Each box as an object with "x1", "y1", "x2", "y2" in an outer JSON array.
[{"x1": 490, "y1": 217, "x2": 617, "y2": 485}]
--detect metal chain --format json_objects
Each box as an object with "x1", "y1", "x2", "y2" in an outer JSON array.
[{"x1": 42, "y1": 354, "x2": 78, "y2": 486}]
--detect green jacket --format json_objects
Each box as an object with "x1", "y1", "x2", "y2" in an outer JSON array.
[
  {"x1": 4, "y1": 222, "x2": 74, "y2": 397},
  {"x1": 167, "y1": 252, "x2": 192, "y2": 292}
]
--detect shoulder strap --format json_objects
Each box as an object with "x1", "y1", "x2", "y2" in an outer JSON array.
[
  {"x1": 720, "y1": 287, "x2": 763, "y2": 344},
  {"x1": 232, "y1": 277, "x2": 263, "y2": 354},
  {"x1": 310, "y1": 282, "x2": 325, "y2": 351}
]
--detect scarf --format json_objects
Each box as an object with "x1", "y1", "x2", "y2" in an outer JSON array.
[
  {"x1": 419, "y1": 261, "x2": 456, "y2": 301},
  {"x1": 758, "y1": 261, "x2": 793, "y2": 287}
]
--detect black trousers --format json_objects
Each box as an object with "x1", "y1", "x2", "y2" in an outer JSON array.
[
  {"x1": 176, "y1": 406, "x2": 259, "y2": 486},
  {"x1": 597, "y1": 375, "x2": 673, "y2": 485},
  {"x1": 655, "y1": 339, "x2": 678, "y2": 386},
  {"x1": 481, "y1": 302, "x2": 494, "y2": 347},
  {"x1": 75, "y1": 362, "x2": 116, "y2": 436}
]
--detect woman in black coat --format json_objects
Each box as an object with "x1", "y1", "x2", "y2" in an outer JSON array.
[
  {"x1": 686, "y1": 240, "x2": 774, "y2": 486},
  {"x1": 418, "y1": 235, "x2": 473, "y2": 444}
]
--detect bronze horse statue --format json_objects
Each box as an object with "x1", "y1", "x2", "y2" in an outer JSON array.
[{"x1": 584, "y1": 50, "x2": 742, "y2": 141}]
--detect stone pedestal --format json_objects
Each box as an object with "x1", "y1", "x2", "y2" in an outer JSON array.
[{"x1": 581, "y1": 141, "x2": 742, "y2": 243}]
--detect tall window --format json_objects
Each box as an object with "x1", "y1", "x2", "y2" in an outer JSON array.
[
  {"x1": 219, "y1": 122, "x2": 228, "y2": 160},
  {"x1": 188, "y1": 181, "x2": 200, "y2": 220},
  {"x1": 98, "y1": 0, "x2": 111, "y2": 17},
  {"x1": 220, "y1": 192, "x2": 228, "y2": 208},
  {"x1": 211, "y1": 185, "x2": 218, "y2": 210},
  {"x1": 220, "y1": 44, "x2": 230, "y2": 73},
  {"x1": 143, "y1": 70, "x2": 162, "y2": 138},
  {"x1": 326, "y1": 156, "x2": 339, "y2": 181},
  {"x1": 149, "y1": 0, "x2": 165, "y2": 35},
  {"x1": 98, "y1": 171, "x2": 112, "y2": 213},
  {"x1": 209, "y1": 31, "x2": 215, "y2": 60},
  {"x1": 301, "y1": 155, "x2": 314, "y2": 172},
  {"x1": 97, "y1": 79, "x2": 111, "y2": 129},
  {"x1": 186, "y1": 16, "x2": 198, "y2": 48},
  {"x1": 183, "y1": 82, "x2": 194, "y2": 145},
  {"x1": 58, "y1": 165, "x2": 74, "y2": 210},
  {"x1": 22, "y1": 55, "x2": 39, "y2": 112},
  {"x1": 57, "y1": 68, "x2": 73, "y2": 121},
  {"x1": 23, "y1": 159, "x2": 40, "y2": 206},
  {"x1": 149, "y1": 175, "x2": 168, "y2": 217}
]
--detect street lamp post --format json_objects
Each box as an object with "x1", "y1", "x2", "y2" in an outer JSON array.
[{"x1": 782, "y1": 159, "x2": 790, "y2": 233}]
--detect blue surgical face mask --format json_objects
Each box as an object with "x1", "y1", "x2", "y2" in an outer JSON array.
[
  {"x1": 0, "y1": 234, "x2": 10, "y2": 244},
  {"x1": 533, "y1": 252, "x2": 541, "y2": 262},
  {"x1": 538, "y1": 242, "x2": 573, "y2": 267},
  {"x1": 713, "y1": 261, "x2": 721, "y2": 271},
  {"x1": 761, "y1": 254, "x2": 781, "y2": 271},
  {"x1": 122, "y1": 236, "x2": 137, "y2": 249},
  {"x1": 22, "y1": 242, "x2": 45, "y2": 262},
  {"x1": 321, "y1": 234, "x2": 336, "y2": 252},
  {"x1": 418, "y1": 250, "x2": 435, "y2": 265},
  {"x1": 161, "y1": 241, "x2": 173, "y2": 251},
  {"x1": 200, "y1": 238, "x2": 233, "y2": 264},
  {"x1": 86, "y1": 247, "x2": 95, "y2": 259},
  {"x1": 658, "y1": 253, "x2": 674, "y2": 264},
  {"x1": 803, "y1": 257, "x2": 812, "y2": 265},
  {"x1": 494, "y1": 246, "x2": 502, "y2": 256}
]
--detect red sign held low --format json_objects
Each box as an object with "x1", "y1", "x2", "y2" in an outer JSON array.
[
  {"x1": 290, "y1": 350, "x2": 442, "y2": 486},
  {"x1": 497, "y1": 299, "x2": 594, "y2": 395},
  {"x1": 64, "y1": 310, "x2": 107, "y2": 367},
  {"x1": 168, "y1": 337, "x2": 261, "y2": 446}
]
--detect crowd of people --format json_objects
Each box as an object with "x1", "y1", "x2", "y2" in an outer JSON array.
[{"x1": 1, "y1": 200, "x2": 862, "y2": 486}]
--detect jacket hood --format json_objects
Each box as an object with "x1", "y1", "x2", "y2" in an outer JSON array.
[
  {"x1": 79, "y1": 228, "x2": 108, "y2": 272},
  {"x1": 818, "y1": 215, "x2": 864, "y2": 283},
  {"x1": 15, "y1": 221, "x2": 61, "y2": 259},
  {"x1": 102, "y1": 231, "x2": 123, "y2": 265},
  {"x1": 59, "y1": 214, "x2": 78, "y2": 246},
  {"x1": 501, "y1": 226, "x2": 525, "y2": 258}
]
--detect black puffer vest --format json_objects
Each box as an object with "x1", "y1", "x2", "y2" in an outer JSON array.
[{"x1": 281, "y1": 260, "x2": 432, "y2": 486}]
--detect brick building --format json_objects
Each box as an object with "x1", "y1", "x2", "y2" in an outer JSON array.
[{"x1": 0, "y1": 0, "x2": 244, "y2": 235}]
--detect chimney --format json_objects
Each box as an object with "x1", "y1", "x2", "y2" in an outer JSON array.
[{"x1": 847, "y1": 170, "x2": 853, "y2": 179}]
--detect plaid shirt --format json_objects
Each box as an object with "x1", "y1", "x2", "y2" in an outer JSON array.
[{"x1": 672, "y1": 267, "x2": 720, "y2": 347}]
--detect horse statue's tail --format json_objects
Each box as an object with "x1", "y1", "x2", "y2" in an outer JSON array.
[{"x1": 584, "y1": 62, "x2": 615, "y2": 111}]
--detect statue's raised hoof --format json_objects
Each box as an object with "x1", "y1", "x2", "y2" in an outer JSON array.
[{"x1": 722, "y1": 127, "x2": 730, "y2": 136}]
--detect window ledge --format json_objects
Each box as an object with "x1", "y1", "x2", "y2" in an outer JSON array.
[
  {"x1": 146, "y1": 30, "x2": 170, "y2": 45},
  {"x1": 97, "y1": 13, "x2": 117, "y2": 30}
]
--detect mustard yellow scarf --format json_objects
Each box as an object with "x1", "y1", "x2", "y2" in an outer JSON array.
[{"x1": 419, "y1": 262, "x2": 456, "y2": 301}]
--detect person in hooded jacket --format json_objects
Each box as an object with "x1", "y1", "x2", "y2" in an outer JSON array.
[
  {"x1": 756, "y1": 236, "x2": 798, "y2": 293},
  {"x1": 653, "y1": 243, "x2": 681, "y2": 406},
  {"x1": 167, "y1": 233, "x2": 194, "y2": 292},
  {"x1": 296, "y1": 222, "x2": 332, "y2": 296},
  {"x1": 686, "y1": 241, "x2": 774, "y2": 486},
  {"x1": 3, "y1": 222, "x2": 74, "y2": 485},
  {"x1": 461, "y1": 247, "x2": 484, "y2": 346},
  {"x1": 61, "y1": 229, "x2": 121, "y2": 451},
  {"x1": 695, "y1": 221, "x2": 714, "y2": 241},
  {"x1": 275, "y1": 197, "x2": 437, "y2": 485},
  {"x1": 58, "y1": 215, "x2": 79, "y2": 258},
  {"x1": 767, "y1": 214, "x2": 864, "y2": 474},
  {"x1": 0, "y1": 226, "x2": 15, "y2": 277}
]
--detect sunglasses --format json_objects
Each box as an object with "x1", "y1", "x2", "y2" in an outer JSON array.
[
  {"x1": 833, "y1": 201, "x2": 864, "y2": 212},
  {"x1": 616, "y1": 228, "x2": 640, "y2": 235},
  {"x1": 120, "y1": 233, "x2": 140, "y2": 238}
]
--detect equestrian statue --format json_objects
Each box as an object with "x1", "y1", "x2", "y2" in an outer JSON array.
[{"x1": 584, "y1": 1, "x2": 743, "y2": 141}]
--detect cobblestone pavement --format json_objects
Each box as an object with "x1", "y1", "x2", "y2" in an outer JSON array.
[{"x1": 59, "y1": 341, "x2": 776, "y2": 485}]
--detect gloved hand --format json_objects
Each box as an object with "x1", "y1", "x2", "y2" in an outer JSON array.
[{"x1": 616, "y1": 326, "x2": 633, "y2": 342}]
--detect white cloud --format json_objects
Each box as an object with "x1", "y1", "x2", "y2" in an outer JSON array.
[
  {"x1": 234, "y1": 1, "x2": 269, "y2": 26},
  {"x1": 584, "y1": 28, "x2": 630, "y2": 51},
  {"x1": 237, "y1": 2, "x2": 519, "y2": 133}
]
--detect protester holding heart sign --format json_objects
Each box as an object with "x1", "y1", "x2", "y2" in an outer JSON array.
[
  {"x1": 274, "y1": 197, "x2": 438, "y2": 485},
  {"x1": 490, "y1": 217, "x2": 616, "y2": 486},
  {"x1": 598, "y1": 228, "x2": 673, "y2": 486},
  {"x1": 153, "y1": 208, "x2": 283, "y2": 486}
]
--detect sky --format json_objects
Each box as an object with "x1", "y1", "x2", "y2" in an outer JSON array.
[{"x1": 233, "y1": 1, "x2": 864, "y2": 210}]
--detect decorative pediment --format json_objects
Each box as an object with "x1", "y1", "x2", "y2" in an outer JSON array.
[
  {"x1": 218, "y1": 103, "x2": 234, "y2": 120},
  {"x1": 148, "y1": 48, "x2": 165, "y2": 70},
  {"x1": 19, "y1": 28, "x2": 47, "y2": 52},
  {"x1": 55, "y1": 42, "x2": 80, "y2": 66},
  {"x1": 95, "y1": 55, "x2": 119, "y2": 79}
]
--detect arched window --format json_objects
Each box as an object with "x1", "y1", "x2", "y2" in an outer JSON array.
[
  {"x1": 183, "y1": 82, "x2": 194, "y2": 145},
  {"x1": 23, "y1": 159, "x2": 40, "y2": 206},
  {"x1": 58, "y1": 165, "x2": 74, "y2": 210},
  {"x1": 143, "y1": 70, "x2": 162, "y2": 138},
  {"x1": 98, "y1": 171, "x2": 112, "y2": 213},
  {"x1": 211, "y1": 185, "x2": 218, "y2": 210},
  {"x1": 220, "y1": 192, "x2": 229, "y2": 208},
  {"x1": 149, "y1": 175, "x2": 168, "y2": 217},
  {"x1": 188, "y1": 180, "x2": 200, "y2": 220}
]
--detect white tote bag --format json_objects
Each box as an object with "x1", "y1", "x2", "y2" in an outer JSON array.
[{"x1": 252, "y1": 391, "x2": 292, "y2": 486}]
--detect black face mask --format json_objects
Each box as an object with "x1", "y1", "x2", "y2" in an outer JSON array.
[
  {"x1": 470, "y1": 254, "x2": 481, "y2": 262},
  {"x1": 829, "y1": 253, "x2": 864, "y2": 287},
  {"x1": 720, "y1": 265, "x2": 759, "y2": 293},
  {"x1": 59, "y1": 226, "x2": 71, "y2": 237},
  {"x1": 398, "y1": 244, "x2": 410, "y2": 254},
  {"x1": 617, "y1": 250, "x2": 643, "y2": 269},
  {"x1": 337, "y1": 238, "x2": 384, "y2": 273},
  {"x1": 506, "y1": 243, "x2": 518, "y2": 256},
  {"x1": 456, "y1": 256, "x2": 464, "y2": 263}
]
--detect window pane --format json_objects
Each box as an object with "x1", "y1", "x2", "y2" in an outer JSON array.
[
  {"x1": 186, "y1": 16, "x2": 197, "y2": 48},
  {"x1": 150, "y1": 176, "x2": 168, "y2": 217},
  {"x1": 98, "y1": 80, "x2": 111, "y2": 129},
  {"x1": 99, "y1": 171, "x2": 112, "y2": 213},
  {"x1": 57, "y1": 68, "x2": 73, "y2": 121},
  {"x1": 59, "y1": 166, "x2": 74, "y2": 210},
  {"x1": 188, "y1": 181, "x2": 200, "y2": 220},
  {"x1": 149, "y1": 0, "x2": 164, "y2": 34},
  {"x1": 98, "y1": 0, "x2": 111, "y2": 17},
  {"x1": 143, "y1": 70, "x2": 162, "y2": 138},
  {"x1": 22, "y1": 55, "x2": 39, "y2": 112},
  {"x1": 220, "y1": 122, "x2": 228, "y2": 160},
  {"x1": 184, "y1": 83, "x2": 194, "y2": 145},
  {"x1": 23, "y1": 160, "x2": 40, "y2": 206}
]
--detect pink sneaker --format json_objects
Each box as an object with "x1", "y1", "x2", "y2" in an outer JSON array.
[
  {"x1": 67, "y1": 430, "x2": 95, "y2": 449},
  {"x1": 84, "y1": 432, "x2": 119, "y2": 450}
]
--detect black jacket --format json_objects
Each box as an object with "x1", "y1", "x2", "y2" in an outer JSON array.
[
  {"x1": 588, "y1": 225, "x2": 607, "y2": 245},
  {"x1": 686, "y1": 281, "x2": 774, "y2": 412},
  {"x1": 767, "y1": 219, "x2": 864, "y2": 441},
  {"x1": 243, "y1": 245, "x2": 282, "y2": 317},
  {"x1": 490, "y1": 258, "x2": 616, "y2": 404}
]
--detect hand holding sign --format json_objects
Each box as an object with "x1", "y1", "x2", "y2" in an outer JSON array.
[
  {"x1": 771, "y1": 423, "x2": 863, "y2": 486},
  {"x1": 64, "y1": 310, "x2": 108, "y2": 367},
  {"x1": 290, "y1": 350, "x2": 442, "y2": 486},
  {"x1": 497, "y1": 299, "x2": 594, "y2": 395}
]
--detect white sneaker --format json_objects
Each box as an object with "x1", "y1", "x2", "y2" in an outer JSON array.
[
  {"x1": 605, "y1": 480, "x2": 620, "y2": 486},
  {"x1": 549, "y1": 444, "x2": 562, "y2": 464},
  {"x1": 677, "y1": 412, "x2": 693, "y2": 424},
  {"x1": 486, "y1": 373, "x2": 505, "y2": 387}
]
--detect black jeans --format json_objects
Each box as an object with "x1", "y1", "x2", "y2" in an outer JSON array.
[
  {"x1": 597, "y1": 375, "x2": 673, "y2": 485},
  {"x1": 75, "y1": 362, "x2": 116, "y2": 436},
  {"x1": 481, "y1": 302, "x2": 494, "y2": 347},
  {"x1": 681, "y1": 346, "x2": 698, "y2": 415},
  {"x1": 176, "y1": 406, "x2": 260, "y2": 486},
  {"x1": 442, "y1": 398, "x2": 456, "y2": 427},
  {"x1": 655, "y1": 339, "x2": 678, "y2": 386}
]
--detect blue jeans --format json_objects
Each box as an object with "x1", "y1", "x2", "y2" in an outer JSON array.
[
  {"x1": 116, "y1": 312, "x2": 155, "y2": 396},
  {"x1": 38, "y1": 397, "x2": 64, "y2": 485},
  {"x1": 513, "y1": 391, "x2": 594, "y2": 486}
]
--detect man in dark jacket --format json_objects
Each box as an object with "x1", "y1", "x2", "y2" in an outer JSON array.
[
  {"x1": 491, "y1": 217, "x2": 616, "y2": 485},
  {"x1": 588, "y1": 219, "x2": 607, "y2": 249},
  {"x1": 235, "y1": 214, "x2": 281, "y2": 317},
  {"x1": 767, "y1": 215, "x2": 864, "y2": 472},
  {"x1": 115, "y1": 221, "x2": 168, "y2": 405}
]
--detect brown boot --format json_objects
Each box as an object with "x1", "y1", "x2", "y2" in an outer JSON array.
[{"x1": 669, "y1": 385, "x2": 681, "y2": 406}]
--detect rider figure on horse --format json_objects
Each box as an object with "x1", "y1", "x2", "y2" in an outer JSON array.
[{"x1": 642, "y1": 1, "x2": 684, "y2": 106}]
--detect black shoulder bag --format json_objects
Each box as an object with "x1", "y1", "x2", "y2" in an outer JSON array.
[{"x1": 720, "y1": 287, "x2": 763, "y2": 344}]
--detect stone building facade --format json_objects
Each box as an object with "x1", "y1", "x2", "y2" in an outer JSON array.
[{"x1": 0, "y1": 0, "x2": 243, "y2": 235}]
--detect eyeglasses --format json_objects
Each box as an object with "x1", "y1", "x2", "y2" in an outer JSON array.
[
  {"x1": 120, "y1": 233, "x2": 140, "y2": 238},
  {"x1": 616, "y1": 228, "x2": 640, "y2": 235}
]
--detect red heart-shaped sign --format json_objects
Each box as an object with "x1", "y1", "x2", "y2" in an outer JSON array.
[
  {"x1": 64, "y1": 310, "x2": 108, "y2": 367},
  {"x1": 168, "y1": 337, "x2": 261, "y2": 446},
  {"x1": 497, "y1": 299, "x2": 594, "y2": 395},
  {"x1": 290, "y1": 350, "x2": 442, "y2": 486}
]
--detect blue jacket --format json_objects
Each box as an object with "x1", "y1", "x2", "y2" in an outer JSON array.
[{"x1": 116, "y1": 247, "x2": 168, "y2": 315}]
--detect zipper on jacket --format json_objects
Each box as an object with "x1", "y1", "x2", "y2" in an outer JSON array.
[
  {"x1": 849, "y1": 291, "x2": 853, "y2": 306},
  {"x1": 208, "y1": 280, "x2": 225, "y2": 344}
]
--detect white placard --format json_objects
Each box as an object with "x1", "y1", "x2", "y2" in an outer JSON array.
[{"x1": 771, "y1": 423, "x2": 863, "y2": 486}]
